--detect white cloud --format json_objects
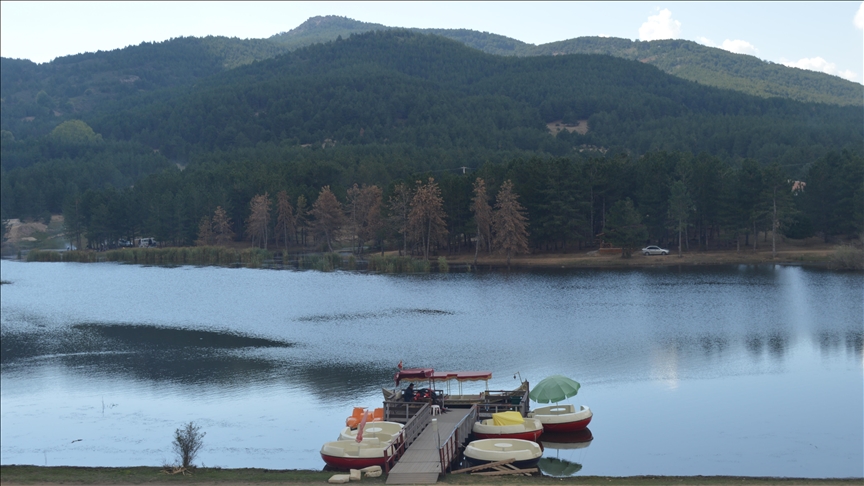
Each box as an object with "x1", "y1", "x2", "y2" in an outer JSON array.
[
  {"x1": 720, "y1": 39, "x2": 758, "y2": 55},
  {"x1": 638, "y1": 8, "x2": 681, "y2": 41},
  {"x1": 854, "y1": 2, "x2": 864, "y2": 30},
  {"x1": 783, "y1": 56, "x2": 858, "y2": 82},
  {"x1": 695, "y1": 37, "x2": 758, "y2": 55},
  {"x1": 696, "y1": 37, "x2": 716, "y2": 47}
]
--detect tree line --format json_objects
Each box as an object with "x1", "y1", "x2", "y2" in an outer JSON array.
[{"x1": 55, "y1": 148, "x2": 863, "y2": 259}]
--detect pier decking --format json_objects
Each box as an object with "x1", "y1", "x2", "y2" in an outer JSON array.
[{"x1": 386, "y1": 407, "x2": 472, "y2": 485}]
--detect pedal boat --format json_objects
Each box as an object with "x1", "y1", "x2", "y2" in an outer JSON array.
[
  {"x1": 320, "y1": 438, "x2": 395, "y2": 470},
  {"x1": 527, "y1": 404, "x2": 592, "y2": 432},
  {"x1": 463, "y1": 438, "x2": 542, "y2": 469},
  {"x1": 338, "y1": 421, "x2": 403, "y2": 442},
  {"x1": 472, "y1": 416, "x2": 544, "y2": 441}
]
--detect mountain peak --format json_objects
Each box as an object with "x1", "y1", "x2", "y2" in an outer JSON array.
[{"x1": 272, "y1": 16, "x2": 387, "y2": 40}]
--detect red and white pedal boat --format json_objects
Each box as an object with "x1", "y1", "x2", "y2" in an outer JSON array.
[
  {"x1": 528, "y1": 404, "x2": 592, "y2": 432},
  {"x1": 472, "y1": 412, "x2": 544, "y2": 441},
  {"x1": 320, "y1": 437, "x2": 396, "y2": 470}
]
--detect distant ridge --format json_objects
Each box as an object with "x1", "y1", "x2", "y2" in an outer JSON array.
[{"x1": 270, "y1": 16, "x2": 862, "y2": 107}]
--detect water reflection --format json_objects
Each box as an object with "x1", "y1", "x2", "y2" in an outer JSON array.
[
  {"x1": 1, "y1": 323, "x2": 396, "y2": 398},
  {"x1": 538, "y1": 430, "x2": 593, "y2": 477},
  {"x1": 744, "y1": 332, "x2": 790, "y2": 361}
]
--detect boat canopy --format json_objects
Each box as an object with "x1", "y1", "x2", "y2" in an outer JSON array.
[
  {"x1": 393, "y1": 368, "x2": 434, "y2": 386},
  {"x1": 393, "y1": 369, "x2": 492, "y2": 388},
  {"x1": 394, "y1": 368, "x2": 492, "y2": 395},
  {"x1": 454, "y1": 371, "x2": 492, "y2": 382}
]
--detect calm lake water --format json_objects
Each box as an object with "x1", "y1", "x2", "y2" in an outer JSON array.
[{"x1": 1, "y1": 260, "x2": 861, "y2": 478}]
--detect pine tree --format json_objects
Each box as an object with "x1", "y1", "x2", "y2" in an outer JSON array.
[
  {"x1": 310, "y1": 186, "x2": 344, "y2": 252},
  {"x1": 409, "y1": 178, "x2": 448, "y2": 261},
  {"x1": 212, "y1": 206, "x2": 234, "y2": 246},
  {"x1": 492, "y1": 180, "x2": 529, "y2": 269},
  {"x1": 667, "y1": 180, "x2": 692, "y2": 257},
  {"x1": 274, "y1": 191, "x2": 295, "y2": 251},
  {"x1": 195, "y1": 215, "x2": 213, "y2": 246},
  {"x1": 388, "y1": 183, "x2": 413, "y2": 256},
  {"x1": 471, "y1": 178, "x2": 493, "y2": 266},
  {"x1": 295, "y1": 195, "x2": 308, "y2": 247},
  {"x1": 605, "y1": 198, "x2": 646, "y2": 258},
  {"x1": 246, "y1": 193, "x2": 271, "y2": 249}
]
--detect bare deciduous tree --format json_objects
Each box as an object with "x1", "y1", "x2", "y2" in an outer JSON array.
[
  {"x1": 195, "y1": 215, "x2": 213, "y2": 246},
  {"x1": 388, "y1": 183, "x2": 413, "y2": 256},
  {"x1": 274, "y1": 191, "x2": 295, "y2": 251},
  {"x1": 310, "y1": 186, "x2": 344, "y2": 252},
  {"x1": 409, "y1": 177, "x2": 448, "y2": 261},
  {"x1": 212, "y1": 206, "x2": 234, "y2": 246},
  {"x1": 295, "y1": 195, "x2": 308, "y2": 247},
  {"x1": 471, "y1": 178, "x2": 493, "y2": 266},
  {"x1": 347, "y1": 184, "x2": 383, "y2": 254},
  {"x1": 245, "y1": 193, "x2": 271, "y2": 249},
  {"x1": 492, "y1": 180, "x2": 529, "y2": 269}
]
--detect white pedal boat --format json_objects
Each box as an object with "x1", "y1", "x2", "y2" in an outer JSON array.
[
  {"x1": 528, "y1": 404, "x2": 592, "y2": 432},
  {"x1": 472, "y1": 416, "x2": 543, "y2": 441},
  {"x1": 338, "y1": 421, "x2": 403, "y2": 442},
  {"x1": 463, "y1": 438, "x2": 542, "y2": 469}
]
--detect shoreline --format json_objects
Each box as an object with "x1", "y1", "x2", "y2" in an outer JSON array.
[
  {"x1": 449, "y1": 249, "x2": 834, "y2": 270},
  {"x1": 1, "y1": 466, "x2": 861, "y2": 485},
  {"x1": 7, "y1": 246, "x2": 843, "y2": 271}
]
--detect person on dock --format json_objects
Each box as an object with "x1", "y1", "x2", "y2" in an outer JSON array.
[{"x1": 403, "y1": 383, "x2": 415, "y2": 402}]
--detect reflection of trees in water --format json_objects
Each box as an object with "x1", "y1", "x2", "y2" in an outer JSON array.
[
  {"x1": 846, "y1": 330, "x2": 863, "y2": 360},
  {"x1": 744, "y1": 332, "x2": 788, "y2": 360},
  {"x1": 816, "y1": 329, "x2": 863, "y2": 360},
  {"x1": 698, "y1": 335, "x2": 729, "y2": 356},
  {"x1": 0, "y1": 323, "x2": 395, "y2": 399}
]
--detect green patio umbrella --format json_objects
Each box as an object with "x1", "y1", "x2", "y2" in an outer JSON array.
[
  {"x1": 529, "y1": 375, "x2": 581, "y2": 404},
  {"x1": 538, "y1": 457, "x2": 583, "y2": 477}
]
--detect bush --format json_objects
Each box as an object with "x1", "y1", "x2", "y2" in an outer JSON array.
[
  {"x1": 172, "y1": 421, "x2": 205, "y2": 469},
  {"x1": 829, "y1": 245, "x2": 864, "y2": 270},
  {"x1": 437, "y1": 256, "x2": 449, "y2": 273}
]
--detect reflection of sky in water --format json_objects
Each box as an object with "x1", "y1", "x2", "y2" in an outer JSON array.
[{"x1": 1, "y1": 261, "x2": 861, "y2": 476}]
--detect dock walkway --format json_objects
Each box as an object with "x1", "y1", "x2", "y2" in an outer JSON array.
[{"x1": 386, "y1": 407, "x2": 472, "y2": 485}]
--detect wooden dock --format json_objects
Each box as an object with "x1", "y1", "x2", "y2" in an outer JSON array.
[{"x1": 386, "y1": 407, "x2": 473, "y2": 485}]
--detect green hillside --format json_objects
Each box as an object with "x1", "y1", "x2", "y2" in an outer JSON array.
[
  {"x1": 0, "y1": 36, "x2": 288, "y2": 138},
  {"x1": 78, "y1": 31, "x2": 859, "y2": 164},
  {"x1": 272, "y1": 16, "x2": 862, "y2": 106}
]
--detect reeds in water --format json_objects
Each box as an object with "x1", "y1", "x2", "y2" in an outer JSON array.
[
  {"x1": 366, "y1": 255, "x2": 432, "y2": 273},
  {"x1": 26, "y1": 247, "x2": 271, "y2": 268}
]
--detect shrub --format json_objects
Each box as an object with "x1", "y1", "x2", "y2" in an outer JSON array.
[
  {"x1": 829, "y1": 245, "x2": 864, "y2": 270},
  {"x1": 172, "y1": 421, "x2": 205, "y2": 469}
]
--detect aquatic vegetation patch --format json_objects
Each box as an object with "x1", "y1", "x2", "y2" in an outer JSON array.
[
  {"x1": 296, "y1": 308, "x2": 454, "y2": 323},
  {"x1": 71, "y1": 323, "x2": 293, "y2": 349}
]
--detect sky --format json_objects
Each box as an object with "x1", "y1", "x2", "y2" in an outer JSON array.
[{"x1": 2, "y1": 1, "x2": 862, "y2": 84}]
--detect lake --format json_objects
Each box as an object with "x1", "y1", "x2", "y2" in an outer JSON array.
[{"x1": 1, "y1": 260, "x2": 861, "y2": 478}]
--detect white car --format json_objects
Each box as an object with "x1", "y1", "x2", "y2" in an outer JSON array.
[{"x1": 642, "y1": 246, "x2": 669, "y2": 256}]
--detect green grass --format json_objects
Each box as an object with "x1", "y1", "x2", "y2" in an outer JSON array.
[{"x1": 0, "y1": 466, "x2": 858, "y2": 485}]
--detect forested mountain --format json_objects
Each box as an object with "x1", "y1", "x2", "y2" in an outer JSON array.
[
  {"x1": 78, "y1": 31, "x2": 860, "y2": 165},
  {"x1": 1, "y1": 30, "x2": 861, "y2": 255},
  {"x1": 2, "y1": 15, "x2": 859, "y2": 143},
  {"x1": 271, "y1": 16, "x2": 863, "y2": 106},
  {"x1": 0, "y1": 37, "x2": 287, "y2": 139}
]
